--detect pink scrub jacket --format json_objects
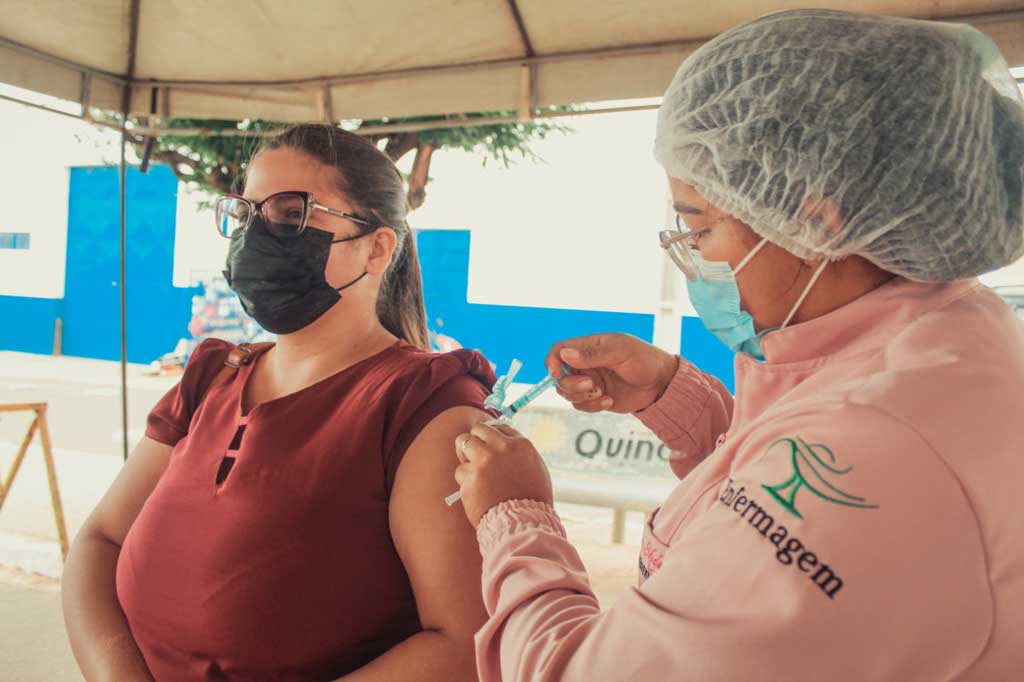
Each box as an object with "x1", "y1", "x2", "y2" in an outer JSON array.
[{"x1": 475, "y1": 278, "x2": 1024, "y2": 681}]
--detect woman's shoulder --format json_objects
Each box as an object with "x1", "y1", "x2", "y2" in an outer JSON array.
[
  {"x1": 185, "y1": 337, "x2": 237, "y2": 369},
  {"x1": 178, "y1": 338, "x2": 275, "y2": 402},
  {"x1": 184, "y1": 337, "x2": 275, "y2": 375},
  {"x1": 380, "y1": 343, "x2": 497, "y2": 390},
  {"x1": 369, "y1": 344, "x2": 497, "y2": 490},
  {"x1": 171, "y1": 337, "x2": 235, "y2": 393},
  {"x1": 144, "y1": 338, "x2": 243, "y2": 446}
]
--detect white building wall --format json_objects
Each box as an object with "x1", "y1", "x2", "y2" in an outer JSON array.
[
  {"x1": 172, "y1": 185, "x2": 230, "y2": 288},
  {"x1": 409, "y1": 109, "x2": 668, "y2": 317},
  {"x1": 0, "y1": 91, "x2": 121, "y2": 299}
]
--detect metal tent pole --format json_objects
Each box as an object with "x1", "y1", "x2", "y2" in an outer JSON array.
[
  {"x1": 118, "y1": 0, "x2": 141, "y2": 462},
  {"x1": 118, "y1": 115, "x2": 129, "y2": 462}
]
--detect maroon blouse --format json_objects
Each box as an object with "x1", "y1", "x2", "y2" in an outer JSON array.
[{"x1": 116, "y1": 338, "x2": 494, "y2": 681}]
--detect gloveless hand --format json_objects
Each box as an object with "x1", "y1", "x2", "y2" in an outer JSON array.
[
  {"x1": 546, "y1": 333, "x2": 680, "y2": 414},
  {"x1": 453, "y1": 421, "x2": 554, "y2": 528}
]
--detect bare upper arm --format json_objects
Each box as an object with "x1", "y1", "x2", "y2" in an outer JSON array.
[
  {"x1": 389, "y1": 406, "x2": 490, "y2": 638},
  {"x1": 82, "y1": 436, "x2": 173, "y2": 547}
]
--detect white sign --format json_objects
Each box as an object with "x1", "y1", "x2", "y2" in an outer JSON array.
[{"x1": 514, "y1": 407, "x2": 676, "y2": 480}]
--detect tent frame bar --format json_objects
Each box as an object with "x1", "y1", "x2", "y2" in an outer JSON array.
[
  {"x1": 0, "y1": 93, "x2": 662, "y2": 137},
  {"x1": 504, "y1": 0, "x2": 537, "y2": 120},
  {"x1": 0, "y1": 35, "x2": 126, "y2": 85},
  {"x1": 128, "y1": 7, "x2": 1024, "y2": 90},
  {"x1": 127, "y1": 103, "x2": 662, "y2": 137},
  {"x1": 133, "y1": 37, "x2": 706, "y2": 89},
  {"x1": 0, "y1": 93, "x2": 91, "y2": 121}
]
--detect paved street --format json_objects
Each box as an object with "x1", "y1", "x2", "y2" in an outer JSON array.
[
  {"x1": 0, "y1": 568, "x2": 79, "y2": 681},
  {"x1": 0, "y1": 352, "x2": 175, "y2": 458}
]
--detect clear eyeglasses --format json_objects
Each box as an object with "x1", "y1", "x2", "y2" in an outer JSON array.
[{"x1": 659, "y1": 213, "x2": 703, "y2": 281}]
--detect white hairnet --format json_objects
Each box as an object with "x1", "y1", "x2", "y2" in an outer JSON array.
[{"x1": 654, "y1": 9, "x2": 1024, "y2": 281}]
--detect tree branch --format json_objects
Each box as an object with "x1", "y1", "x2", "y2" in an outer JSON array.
[
  {"x1": 141, "y1": 110, "x2": 574, "y2": 208},
  {"x1": 207, "y1": 164, "x2": 235, "y2": 195},
  {"x1": 407, "y1": 143, "x2": 435, "y2": 211},
  {"x1": 383, "y1": 132, "x2": 421, "y2": 163},
  {"x1": 148, "y1": 149, "x2": 202, "y2": 185},
  {"x1": 149, "y1": 149, "x2": 199, "y2": 173}
]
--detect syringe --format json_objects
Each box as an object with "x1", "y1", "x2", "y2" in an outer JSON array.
[
  {"x1": 445, "y1": 362, "x2": 569, "y2": 507},
  {"x1": 499, "y1": 371, "x2": 563, "y2": 419}
]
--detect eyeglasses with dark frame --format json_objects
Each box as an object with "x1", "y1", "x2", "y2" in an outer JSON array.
[{"x1": 214, "y1": 191, "x2": 377, "y2": 240}]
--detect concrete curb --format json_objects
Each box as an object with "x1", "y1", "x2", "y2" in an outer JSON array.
[{"x1": 0, "y1": 531, "x2": 62, "y2": 579}]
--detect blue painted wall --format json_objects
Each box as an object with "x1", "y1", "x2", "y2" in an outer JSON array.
[
  {"x1": 417, "y1": 229, "x2": 736, "y2": 389},
  {"x1": 418, "y1": 230, "x2": 656, "y2": 385},
  {"x1": 62, "y1": 165, "x2": 199, "y2": 363},
  {"x1": 0, "y1": 164, "x2": 199, "y2": 363},
  {"x1": 681, "y1": 316, "x2": 736, "y2": 392},
  {"x1": 0, "y1": 296, "x2": 61, "y2": 354}
]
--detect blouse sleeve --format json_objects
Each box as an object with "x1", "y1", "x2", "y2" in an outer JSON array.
[
  {"x1": 144, "y1": 338, "x2": 234, "y2": 447},
  {"x1": 382, "y1": 349, "x2": 497, "y2": 493}
]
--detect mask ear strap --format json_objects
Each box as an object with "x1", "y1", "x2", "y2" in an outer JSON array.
[
  {"x1": 781, "y1": 259, "x2": 829, "y2": 329},
  {"x1": 334, "y1": 271, "x2": 368, "y2": 293},
  {"x1": 329, "y1": 231, "x2": 371, "y2": 293},
  {"x1": 331, "y1": 232, "x2": 369, "y2": 244},
  {"x1": 732, "y1": 237, "x2": 771, "y2": 275}
]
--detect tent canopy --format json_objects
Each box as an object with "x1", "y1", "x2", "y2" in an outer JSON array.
[{"x1": 2, "y1": 0, "x2": 1023, "y2": 130}]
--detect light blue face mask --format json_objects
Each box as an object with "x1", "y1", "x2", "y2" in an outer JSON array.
[{"x1": 686, "y1": 239, "x2": 828, "y2": 361}]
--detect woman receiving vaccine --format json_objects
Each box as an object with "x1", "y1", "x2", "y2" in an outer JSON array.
[{"x1": 64, "y1": 125, "x2": 494, "y2": 681}]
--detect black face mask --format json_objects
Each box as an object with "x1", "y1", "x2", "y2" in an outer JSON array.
[{"x1": 223, "y1": 216, "x2": 367, "y2": 334}]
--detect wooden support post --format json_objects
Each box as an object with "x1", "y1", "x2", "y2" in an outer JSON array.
[
  {"x1": 517, "y1": 64, "x2": 535, "y2": 121},
  {"x1": 0, "y1": 415, "x2": 37, "y2": 509},
  {"x1": 79, "y1": 73, "x2": 93, "y2": 120},
  {"x1": 612, "y1": 508, "x2": 626, "y2": 544},
  {"x1": 36, "y1": 407, "x2": 69, "y2": 561},
  {"x1": 0, "y1": 403, "x2": 70, "y2": 562},
  {"x1": 158, "y1": 87, "x2": 170, "y2": 122},
  {"x1": 317, "y1": 85, "x2": 334, "y2": 123},
  {"x1": 52, "y1": 316, "x2": 63, "y2": 356}
]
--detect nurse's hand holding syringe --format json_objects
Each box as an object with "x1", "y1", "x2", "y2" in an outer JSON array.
[
  {"x1": 450, "y1": 336, "x2": 684, "y2": 526},
  {"x1": 543, "y1": 333, "x2": 681, "y2": 414}
]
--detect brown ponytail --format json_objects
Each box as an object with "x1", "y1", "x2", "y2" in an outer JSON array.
[
  {"x1": 251, "y1": 124, "x2": 430, "y2": 350},
  {"x1": 377, "y1": 230, "x2": 429, "y2": 350}
]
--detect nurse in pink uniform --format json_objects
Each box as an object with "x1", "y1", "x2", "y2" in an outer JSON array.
[{"x1": 453, "y1": 10, "x2": 1024, "y2": 681}]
